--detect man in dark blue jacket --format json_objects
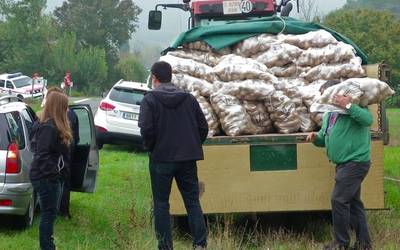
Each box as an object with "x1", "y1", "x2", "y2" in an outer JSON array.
[{"x1": 139, "y1": 61, "x2": 208, "y2": 250}]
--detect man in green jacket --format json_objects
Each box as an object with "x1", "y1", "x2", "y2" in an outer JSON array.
[{"x1": 307, "y1": 82, "x2": 373, "y2": 250}]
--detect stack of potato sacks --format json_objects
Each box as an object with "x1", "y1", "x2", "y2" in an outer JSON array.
[{"x1": 160, "y1": 30, "x2": 395, "y2": 137}]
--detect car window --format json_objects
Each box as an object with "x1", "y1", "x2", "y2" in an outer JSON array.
[
  {"x1": 0, "y1": 80, "x2": 5, "y2": 88},
  {"x1": 73, "y1": 108, "x2": 91, "y2": 146},
  {"x1": 21, "y1": 109, "x2": 34, "y2": 135},
  {"x1": 6, "y1": 81, "x2": 14, "y2": 89},
  {"x1": 5, "y1": 111, "x2": 25, "y2": 149},
  {"x1": 13, "y1": 77, "x2": 32, "y2": 88},
  {"x1": 109, "y1": 87, "x2": 146, "y2": 105},
  {"x1": 0, "y1": 114, "x2": 10, "y2": 150}
]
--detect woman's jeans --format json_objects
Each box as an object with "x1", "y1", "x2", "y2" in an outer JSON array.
[{"x1": 32, "y1": 178, "x2": 61, "y2": 250}]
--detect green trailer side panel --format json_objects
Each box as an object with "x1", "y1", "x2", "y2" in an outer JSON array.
[{"x1": 250, "y1": 144, "x2": 297, "y2": 171}]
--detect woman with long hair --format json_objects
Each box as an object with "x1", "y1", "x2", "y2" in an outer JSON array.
[{"x1": 30, "y1": 91, "x2": 72, "y2": 250}]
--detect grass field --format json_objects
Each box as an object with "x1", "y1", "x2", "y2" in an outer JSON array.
[{"x1": 0, "y1": 108, "x2": 399, "y2": 249}]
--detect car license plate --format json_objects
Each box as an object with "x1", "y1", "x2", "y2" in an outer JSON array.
[{"x1": 122, "y1": 112, "x2": 138, "y2": 121}]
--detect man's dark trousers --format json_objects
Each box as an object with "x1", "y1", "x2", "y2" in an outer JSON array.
[
  {"x1": 331, "y1": 161, "x2": 372, "y2": 248},
  {"x1": 149, "y1": 161, "x2": 207, "y2": 250}
]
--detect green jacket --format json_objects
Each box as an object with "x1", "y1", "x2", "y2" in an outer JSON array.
[{"x1": 313, "y1": 104, "x2": 373, "y2": 164}]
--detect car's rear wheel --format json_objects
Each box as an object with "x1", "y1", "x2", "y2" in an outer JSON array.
[
  {"x1": 16, "y1": 94, "x2": 24, "y2": 100},
  {"x1": 15, "y1": 193, "x2": 35, "y2": 228}
]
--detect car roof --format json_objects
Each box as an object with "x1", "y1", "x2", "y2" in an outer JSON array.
[
  {"x1": 113, "y1": 80, "x2": 150, "y2": 91},
  {"x1": 0, "y1": 97, "x2": 28, "y2": 113},
  {"x1": 0, "y1": 73, "x2": 31, "y2": 81}
]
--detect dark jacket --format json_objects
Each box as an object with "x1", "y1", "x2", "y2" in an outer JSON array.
[
  {"x1": 29, "y1": 119, "x2": 70, "y2": 181},
  {"x1": 138, "y1": 83, "x2": 208, "y2": 163},
  {"x1": 59, "y1": 109, "x2": 80, "y2": 180}
]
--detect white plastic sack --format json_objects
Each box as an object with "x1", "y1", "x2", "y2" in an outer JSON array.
[
  {"x1": 319, "y1": 77, "x2": 395, "y2": 107},
  {"x1": 297, "y1": 42, "x2": 356, "y2": 67},
  {"x1": 183, "y1": 41, "x2": 231, "y2": 55},
  {"x1": 167, "y1": 50, "x2": 221, "y2": 67},
  {"x1": 210, "y1": 93, "x2": 258, "y2": 136},
  {"x1": 254, "y1": 43, "x2": 303, "y2": 67},
  {"x1": 160, "y1": 54, "x2": 216, "y2": 82},
  {"x1": 242, "y1": 100, "x2": 273, "y2": 134},
  {"x1": 216, "y1": 80, "x2": 276, "y2": 101},
  {"x1": 300, "y1": 57, "x2": 365, "y2": 82},
  {"x1": 192, "y1": 91, "x2": 220, "y2": 137},
  {"x1": 264, "y1": 91, "x2": 301, "y2": 133},
  {"x1": 278, "y1": 30, "x2": 337, "y2": 49},
  {"x1": 297, "y1": 106, "x2": 317, "y2": 132},
  {"x1": 234, "y1": 34, "x2": 278, "y2": 57},
  {"x1": 213, "y1": 55, "x2": 277, "y2": 83},
  {"x1": 172, "y1": 74, "x2": 214, "y2": 97}
]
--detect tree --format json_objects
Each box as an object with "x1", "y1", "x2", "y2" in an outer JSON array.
[
  {"x1": 74, "y1": 46, "x2": 108, "y2": 94},
  {"x1": 50, "y1": 32, "x2": 78, "y2": 81},
  {"x1": 0, "y1": 0, "x2": 57, "y2": 76},
  {"x1": 324, "y1": 9, "x2": 400, "y2": 90},
  {"x1": 115, "y1": 54, "x2": 147, "y2": 83},
  {"x1": 299, "y1": 0, "x2": 322, "y2": 22},
  {"x1": 53, "y1": 0, "x2": 142, "y2": 66},
  {"x1": 344, "y1": 0, "x2": 400, "y2": 17}
]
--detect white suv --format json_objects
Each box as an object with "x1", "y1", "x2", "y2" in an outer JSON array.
[
  {"x1": 0, "y1": 73, "x2": 45, "y2": 99},
  {"x1": 94, "y1": 80, "x2": 150, "y2": 149}
]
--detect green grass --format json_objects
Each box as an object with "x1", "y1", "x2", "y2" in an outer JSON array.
[
  {"x1": 0, "y1": 143, "x2": 399, "y2": 249},
  {"x1": 387, "y1": 108, "x2": 400, "y2": 146}
]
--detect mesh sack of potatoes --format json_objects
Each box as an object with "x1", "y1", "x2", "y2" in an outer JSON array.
[
  {"x1": 297, "y1": 42, "x2": 356, "y2": 67},
  {"x1": 311, "y1": 112, "x2": 324, "y2": 127},
  {"x1": 274, "y1": 78, "x2": 306, "y2": 91},
  {"x1": 234, "y1": 34, "x2": 278, "y2": 57},
  {"x1": 210, "y1": 93, "x2": 258, "y2": 136},
  {"x1": 242, "y1": 100, "x2": 273, "y2": 134},
  {"x1": 300, "y1": 57, "x2": 365, "y2": 82},
  {"x1": 278, "y1": 30, "x2": 337, "y2": 49},
  {"x1": 297, "y1": 106, "x2": 317, "y2": 132},
  {"x1": 172, "y1": 74, "x2": 214, "y2": 97},
  {"x1": 183, "y1": 40, "x2": 231, "y2": 55},
  {"x1": 160, "y1": 54, "x2": 216, "y2": 82},
  {"x1": 213, "y1": 55, "x2": 277, "y2": 83},
  {"x1": 298, "y1": 80, "x2": 326, "y2": 108},
  {"x1": 270, "y1": 64, "x2": 299, "y2": 77},
  {"x1": 167, "y1": 50, "x2": 221, "y2": 67},
  {"x1": 284, "y1": 85, "x2": 304, "y2": 107},
  {"x1": 217, "y1": 80, "x2": 276, "y2": 101},
  {"x1": 319, "y1": 77, "x2": 395, "y2": 107},
  {"x1": 254, "y1": 43, "x2": 303, "y2": 67},
  {"x1": 192, "y1": 91, "x2": 220, "y2": 137},
  {"x1": 265, "y1": 91, "x2": 301, "y2": 133}
]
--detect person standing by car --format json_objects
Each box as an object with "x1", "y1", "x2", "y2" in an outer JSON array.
[
  {"x1": 307, "y1": 81, "x2": 373, "y2": 250},
  {"x1": 43, "y1": 87, "x2": 80, "y2": 219},
  {"x1": 63, "y1": 71, "x2": 73, "y2": 96},
  {"x1": 30, "y1": 91, "x2": 72, "y2": 250},
  {"x1": 139, "y1": 61, "x2": 209, "y2": 250}
]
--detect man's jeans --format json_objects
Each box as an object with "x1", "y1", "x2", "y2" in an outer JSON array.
[
  {"x1": 32, "y1": 179, "x2": 61, "y2": 250},
  {"x1": 149, "y1": 161, "x2": 207, "y2": 250},
  {"x1": 331, "y1": 161, "x2": 372, "y2": 248}
]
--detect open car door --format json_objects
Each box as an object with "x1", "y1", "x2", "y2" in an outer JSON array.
[{"x1": 69, "y1": 104, "x2": 99, "y2": 193}]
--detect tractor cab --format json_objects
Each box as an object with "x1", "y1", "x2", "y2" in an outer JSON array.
[{"x1": 149, "y1": 0, "x2": 298, "y2": 30}]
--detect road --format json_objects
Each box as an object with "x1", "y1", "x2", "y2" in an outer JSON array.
[{"x1": 70, "y1": 97, "x2": 102, "y2": 114}]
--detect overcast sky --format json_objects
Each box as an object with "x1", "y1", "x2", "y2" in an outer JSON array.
[{"x1": 47, "y1": 0, "x2": 347, "y2": 48}]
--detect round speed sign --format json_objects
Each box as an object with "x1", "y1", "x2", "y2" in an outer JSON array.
[{"x1": 240, "y1": 0, "x2": 253, "y2": 14}]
